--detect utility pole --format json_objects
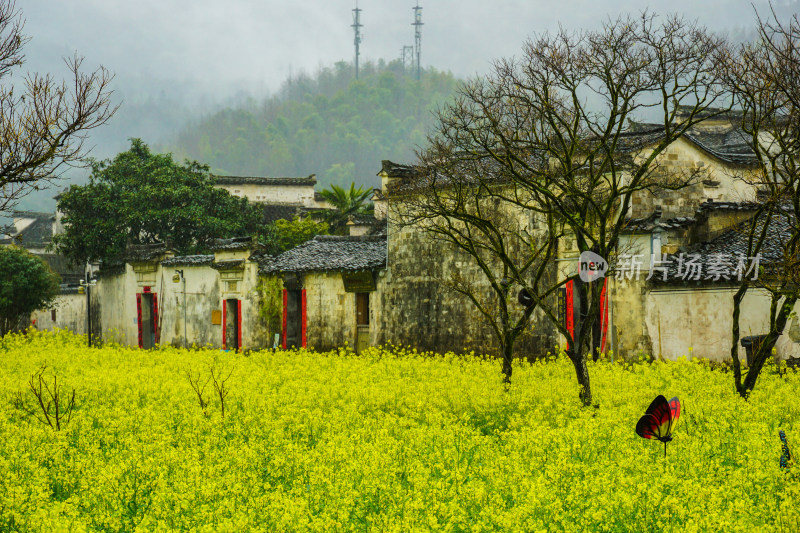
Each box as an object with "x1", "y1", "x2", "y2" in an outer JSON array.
[
  {"x1": 412, "y1": 2, "x2": 423, "y2": 80},
  {"x1": 352, "y1": 2, "x2": 363, "y2": 80},
  {"x1": 86, "y1": 269, "x2": 91, "y2": 346},
  {"x1": 79, "y1": 268, "x2": 96, "y2": 347}
]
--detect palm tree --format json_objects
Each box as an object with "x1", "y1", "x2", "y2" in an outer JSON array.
[{"x1": 319, "y1": 183, "x2": 373, "y2": 234}]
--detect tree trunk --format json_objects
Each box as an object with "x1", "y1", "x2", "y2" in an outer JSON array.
[
  {"x1": 739, "y1": 296, "x2": 797, "y2": 398},
  {"x1": 571, "y1": 355, "x2": 593, "y2": 406},
  {"x1": 730, "y1": 285, "x2": 747, "y2": 395},
  {"x1": 501, "y1": 337, "x2": 513, "y2": 384}
]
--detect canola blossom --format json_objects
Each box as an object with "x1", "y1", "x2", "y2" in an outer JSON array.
[{"x1": 0, "y1": 330, "x2": 798, "y2": 532}]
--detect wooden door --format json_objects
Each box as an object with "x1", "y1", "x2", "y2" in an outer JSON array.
[
  {"x1": 356, "y1": 292, "x2": 370, "y2": 353},
  {"x1": 356, "y1": 292, "x2": 369, "y2": 325}
]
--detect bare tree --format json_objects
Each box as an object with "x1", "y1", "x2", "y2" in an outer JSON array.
[
  {"x1": 0, "y1": 0, "x2": 116, "y2": 213},
  {"x1": 723, "y1": 8, "x2": 800, "y2": 398},
  {"x1": 417, "y1": 13, "x2": 727, "y2": 405},
  {"x1": 392, "y1": 152, "x2": 562, "y2": 384}
]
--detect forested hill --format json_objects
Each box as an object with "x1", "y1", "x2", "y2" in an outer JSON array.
[{"x1": 168, "y1": 61, "x2": 461, "y2": 189}]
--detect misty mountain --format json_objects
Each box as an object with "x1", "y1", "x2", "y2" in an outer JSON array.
[{"x1": 167, "y1": 60, "x2": 460, "y2": 189}]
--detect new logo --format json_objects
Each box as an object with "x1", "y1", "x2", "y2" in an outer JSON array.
[{"x1": 578, "y1": 251, "x2": 608, "y2": 283}]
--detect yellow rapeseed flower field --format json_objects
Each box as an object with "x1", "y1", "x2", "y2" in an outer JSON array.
[{"x1": 0, "y1": 330, "x2": 798, "y2": 532}]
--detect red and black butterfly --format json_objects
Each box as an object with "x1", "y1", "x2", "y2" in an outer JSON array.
[{"x1": 635, "y1": 395, "x2": 681, "y2": 456}]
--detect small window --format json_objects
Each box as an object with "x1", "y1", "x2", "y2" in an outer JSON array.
[{"x1": 51, "y1": 309, "x2": 57, "y2": 322}]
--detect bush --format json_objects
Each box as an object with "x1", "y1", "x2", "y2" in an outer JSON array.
[{"x1": 0, "y1": 246, "x2": 60, "y2": 335}]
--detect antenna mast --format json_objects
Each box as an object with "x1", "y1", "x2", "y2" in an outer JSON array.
[
  {"x1": 352, "y1": 2, "x2": 363, "y2": 79},
  {"x1": 412, "y1": 3, "x2": 423, "y2": 80}
]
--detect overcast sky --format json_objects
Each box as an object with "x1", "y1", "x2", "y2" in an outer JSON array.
[
  {"x1": 9, "y1": 0, "x2": 797, "y2": 211},
  {"x1": 21, "y1": 0, "x2": 798, "y2": 102}
]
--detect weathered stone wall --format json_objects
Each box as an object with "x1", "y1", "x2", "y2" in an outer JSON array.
[
  {"x1": 216, "y1": 183, "x2": 315, "y2": 206},
  {"x1": 31, "y1": 292, "x2": 86, "y2": 335},
  {"x1": 631, "y1": 138, "x2": 756, "y2": 220},
  {"x1": 606, "y1": 277, "x2": 655, "y2": 359},
  {"x1": 300, "y1": 271, "x2": 386, "y2": 351},
  {"x1": 94, "y1": 256, "x2": 270, "y2": 350},
  {"x1": 381, "y1": 213, "x2": 558, "y2": 359},
  {"x1": 95, "y1": 266, "x2": 139, "y2": 345},
  {"x1": 645, "y1": 288, "x2": 800, "y2": 362},
  {"x1": 157, "y1": 265, "x2": 222, "y2": 348}
]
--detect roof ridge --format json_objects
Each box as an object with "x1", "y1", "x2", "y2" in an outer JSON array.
[{"x1": 313, "y1": 235, "x2": 386, "y2": 242}]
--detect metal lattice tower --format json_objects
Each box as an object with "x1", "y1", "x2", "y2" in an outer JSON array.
[
  {"x1": 352, "y1": 3, "x2": 363, "y2": 79},
  {"x1": 401, "y1": 45, "x2": 414, "y2": 73},
  {"x1": 412, "y1": 3, "x2": 423, "y2": 80}
]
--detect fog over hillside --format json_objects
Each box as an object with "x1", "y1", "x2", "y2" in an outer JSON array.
[{"x1": 12, "y1": 0, "x2": 800, "y2": 212}]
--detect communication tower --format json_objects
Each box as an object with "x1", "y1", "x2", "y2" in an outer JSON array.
[
  {"x1": 412, "y1": 3, "x2": 423, "y2": 80},
  {"x1": 352, "y1": 3, "x2": 363, "y2": 79}
]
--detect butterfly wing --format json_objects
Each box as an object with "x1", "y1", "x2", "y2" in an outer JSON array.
[
  {"x1": 635, "y1": 395, "x2": 673, "y2": 441},
  {"x1": 668, "y1": 397, "x2": 681, "y2": 428}
]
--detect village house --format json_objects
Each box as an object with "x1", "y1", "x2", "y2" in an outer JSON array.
[
  {"x1": 377, "y1": 112, "x2": 800, "y2": 363},
  {"x1": 90, "y1": 237, "x2": 268, "y2": 350},
  {"x1": 9, "y1": 115, "x2": 798, "y2": 364},
  {"x1": 259, "y1": 234, "x2": 387, "y2": 352},
  {"x1": 213, "y1": 174, "x2": 332, "y2": 223}
]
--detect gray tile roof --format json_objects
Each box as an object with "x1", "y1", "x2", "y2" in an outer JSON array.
[
  {"x1": 261, "y1": 204, "x2": 304, "y2": 225},
  {"x1": 348, "y1": 213, "x2": 378, "y2": 225},
  {"x1": 122, "y1": 243, "x2": 168, "y2": 262},
  {"x1": 697, "y1": 199, "x2": 761, "y2": 212},
  {"x1": 161, "y1": 255, "x2": 215, "y2": 267},
  {"x1": 684, "y1": 130, "x2": 757, "y2": 165},
  {"x1": 0, "y1": 211, "x2": 54, "y2": 247},
  {"x1": 624, "y1": 200, "x2": 762, "y2": 233},
  {"x1": 379, "y1": 160, "x2": 417, "y2": 179},
  {"x1": 36, "y1": 253, "x2": 84, "y2": 285},
  {"x1": 209, "y1": 236, "x2": 255, "y2": 251},
  {"x1": 260, "y1": 235, "x2": 387, "y2": 274},
  {"x1": 653, "y1": 207, "x2": 796, "y2": 285},
  {"x1": 212, "y1": 259, "x2": 245, "y2": 271},
  {"x1": 213, "y1": 175, "x2": 316, "y2": 186},
  {"x1": 384, "y1": 125, "x2": 758, "y2": 196},
  {"x1": 98, "y1": 263, "x2": 126, "y2": 277},
  {"x1": 624, "y1": 209, "x2": 698, "y2": 233}
]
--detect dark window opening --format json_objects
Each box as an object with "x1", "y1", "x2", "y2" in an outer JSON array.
[
  {"x1": 285, "y1": 290, "x2": 303, "y2": 348},
  {"x1": 224, "y1": 298, "x2": 240, "y2": 350}
]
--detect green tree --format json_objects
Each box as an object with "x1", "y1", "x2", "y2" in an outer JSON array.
[
  {"x1": 53, "y1": 139, "x2": 263, "y2": 265},
  {"x1": 260, "y1": 216, "x2": 329, "y2": 255},
  {"x1": 0, "y1": 246, "x2": 60, "y2": 335},
  {"x1": 319, "y1": 182, "x2": 373, "y2": 234}
]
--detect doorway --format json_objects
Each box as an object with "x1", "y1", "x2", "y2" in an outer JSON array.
[
  {"x1": 356, "y1": 292, "x2": 370, "y2": 354},
  {"x1": 137, "y1": 292, "x2": 158, "y2": 349},
  {"x1": 283, "y1": 289, "x2": 304, "y2": 348},
  {"x1": 223, "y1": 299, "x2": 241, "y2": 350}
]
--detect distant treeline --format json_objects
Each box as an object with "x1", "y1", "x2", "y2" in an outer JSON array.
[{"x1": 169, "y1": 60, "x2": 461, "y2": 188}]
